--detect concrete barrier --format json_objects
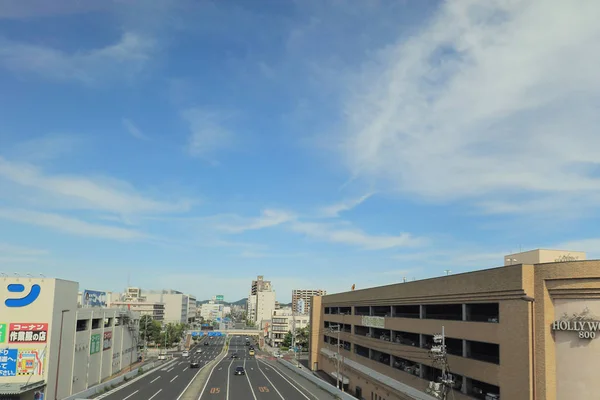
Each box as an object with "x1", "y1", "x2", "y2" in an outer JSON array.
[
  {"x1": 66, "y1": 360, "x2": 167, "y2": 400},
  {"x1": 277, "y1": 359, "x2": 355, "y2": 400}
]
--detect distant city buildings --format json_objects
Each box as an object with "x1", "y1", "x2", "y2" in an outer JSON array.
[
  {"x1": 292, "y1": 289, "x2": 326, "y2": 315},
  {"x1": 247, "y1": 275, "x2": 277, "y2": 329},
  {"x1": 266, "y1": 309, "x2": 309, "y2": 348}
]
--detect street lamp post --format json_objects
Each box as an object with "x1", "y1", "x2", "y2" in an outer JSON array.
[{"x1": 54, "y1": 309, "x2": 70, "y2": 400}]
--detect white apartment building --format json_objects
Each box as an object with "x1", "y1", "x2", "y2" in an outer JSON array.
[
  {"x1": 143, "y1": 290, "x2": 189, "y2": 324},
  {"x1": 256, "y1": 290, "x2": 276, "y2": 329},
  {"x1": 292, "y1": 289, "x2": 326, "y2": 315},
  {"x1": 0, "y1": 278, "x2": 139, "y2": 400},
  {"x1": 200, "y1": 302, "x2": 224, "y2": 321},
  {"x1": 266, "y1": 310, "x2": 310, "y2": 348},
  {"x1": 109, "y1": 301, "x2": 165, "y2": 321},
  {"x1": 247, "y1": 295, "x2": 257, "y2": 323}
]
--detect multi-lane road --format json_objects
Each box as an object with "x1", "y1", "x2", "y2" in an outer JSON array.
[
  {"x1": 199, "y1": 336, "x2": 333, "y2": 400},
  {"x1": 100, "y1": 336, "x2": 226, "y2": 400}
]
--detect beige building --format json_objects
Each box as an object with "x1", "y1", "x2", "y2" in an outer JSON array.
[
  {"x1": 504, "y1": 249, "x2": 586, "y2": 265},
  {"x1": 0, "y1": 277, "x2": 139, "y2": 400},
  {"x1": 109, "y1": 301, "x2": 165, "y2": 321},
  {"x1": 310, "y1": 249, "x2": 600, "y2": 400},
  {"x1": 266, "y1": 310, "x2": 310, "y2": 348},
  {"x1": 292, "y1": 289, "x2": 326, "y2": 315},
  {"x1": 143, "y1": 290, "x2": 189, "y2": 324}
]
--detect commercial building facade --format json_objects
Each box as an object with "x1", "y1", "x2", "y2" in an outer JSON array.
[
  {"x1": 0, "y1": 278, "x2": 139, "y2": 400},
  {"x1": 309, "y1": 250, "x2": 599, "y2": 400},
  {"x1": 292, "y1": 289, "x2": 326, "y2": 315},
  {"x1": 144, "y1": 290, "x2": 189, "y2": 324},
  {"x1": 109, "y1": 301, "x2": 165, "y2": 321},
  {"x1": 266, "y1": 310, "x2": 310, "y2": 348},
  {"x1": 200, "y1": 302, "x2": 224, "y2": 321}
]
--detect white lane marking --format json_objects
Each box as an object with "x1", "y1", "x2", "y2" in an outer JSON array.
[
  {"x1": 122, "y1": 390, "x2": 139, "y2": 400},
  {"x1": 256, "y1": 360, "x2": 285, "y2": 400},
  {"x1": 150, "y1": 376, "x2": 161, "y2": 383},
  {"x1": 167, "y1": 367, "x2": 175, "y2": 372},
  {"x1": 244, "y1": 358, "x2": 258, "y2": 400},
  {"x1": 149, "y1": 389, "x2": 162, "y2": 400},
  {"x1": 226, "y1": 358, "x2": 234, "y2": 400},
  {"x1": 183, "y1": 367, "x2": 188, "y2": 372},
  {"x1": 171, "y1": 375, "x2": 179, "y2": 382},
  {"x1": 196, "y1": 344, "x2": 230, "y2": 400},
  {"x1": 258, "y1": 359, "x2": 312, "y2": 400}
]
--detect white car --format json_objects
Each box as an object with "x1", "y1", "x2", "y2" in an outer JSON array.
[
  {"x1": 182, "y1": 350, "x2": 189, "y2": 357},
  {"x1": 196, "y1": 349, "x2": 203, "y2": 354},
  {"x1": 158, "y1": 353, "x2": 167, "y2": 360}
]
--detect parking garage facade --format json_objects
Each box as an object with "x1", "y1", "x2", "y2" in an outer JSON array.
[{"x1": 309, "y1": 259, "x2": 600, "y2": 400}]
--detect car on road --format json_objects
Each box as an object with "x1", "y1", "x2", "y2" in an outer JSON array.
[
  {"x1": 234, "y1": 366, "x2": 245, "y2": 375},
  {"x1": 182, "y1": 350, "x2": 189, "y2": 357},
  {"x1": 190, "y1": 359, "x2": 200, "y2": 368},
  {"x1": 158, "y1": 352, "x2": 167, "y2": 360},
  {"x1": 204, "y1": 341, "x2": 209, "y2": 346},
  {"x1": 196, "y1": 349, "x2": 203, "y2": 354},
  {"x1": 249, "y1": 349, "x2": 255, "y2": 356},
  {"x1": 231, "y1": 353, "x2": 238, "y2": 359},
  {"x1": 274, "y1": 352, "x2": 283, "y2": 358}
]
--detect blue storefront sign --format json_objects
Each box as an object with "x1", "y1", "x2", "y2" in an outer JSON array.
[
  {"x1": 0, "y1": 348, "x2": 17, "y2": 376},
  {"x1": 4, "y1": 283, "x2": 41, "y2": 307}
]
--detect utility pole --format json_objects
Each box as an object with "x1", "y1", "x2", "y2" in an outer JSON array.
[
  {"x1": 291, "y1": 310, "x2": 297, "y2": 364},
  {"x1": 143, "y1": 315, "x2": 148, "y2": 361},
  {"x1": 427, "y1": 326, "x2": 453, "y2": 399}
]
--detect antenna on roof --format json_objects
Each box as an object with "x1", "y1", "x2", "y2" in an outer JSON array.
[{"x1": 444, "y1": 270, "x2": 451, "y2": 276}]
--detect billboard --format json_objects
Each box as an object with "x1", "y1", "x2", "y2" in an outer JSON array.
[
  {"x1": 82, "y1": 290, "x2": 107, "y2": 308},
  {"x1": 0, "y1": 348, "x2": 46, "y2": 377},
  {"x1": 90, "y1": 334, "x2": 101, "y2": 354},
  {"x1": 103, "y1": 332, "x2": 112, "y2": 351},
  {"x1": 216, "y1": 295, "x2": 224, "y2": 302},
  {"x1": 0, "y1": 323, "x2": 6, "y2": 343},
  {"x1": 8, "y1": 323, "x2": 48, "y2": 343}
]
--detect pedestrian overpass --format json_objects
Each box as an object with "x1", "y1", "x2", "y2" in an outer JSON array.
[{"x1": 190, "y1": 329, "x2": 262, "y2": 338}]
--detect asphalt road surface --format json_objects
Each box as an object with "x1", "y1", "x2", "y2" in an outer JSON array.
[
  {"x1": 100, "y1": 336, "x2": 226, "y2": 400},
  {"x1": 199, "y1": 336, "x2": 333, "y2": 400}
]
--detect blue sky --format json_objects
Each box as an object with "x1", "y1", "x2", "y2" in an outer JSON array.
[{"x1": 1, "y1": 0, "x2": 600, "y2": 303}]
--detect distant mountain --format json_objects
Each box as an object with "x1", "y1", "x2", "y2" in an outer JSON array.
[{"x1": 196, "y1": 298, "x2": 247, "y2": 306}]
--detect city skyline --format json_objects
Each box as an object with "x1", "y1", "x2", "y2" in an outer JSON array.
[{"x1": 1, "y1": 0, "x2": 600, "y2": 299}]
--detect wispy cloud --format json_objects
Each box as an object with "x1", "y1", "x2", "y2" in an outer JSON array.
[
  {"x1": 320, "y1": 193, "x2": 374, "y2": 218},
  {"x1": 182, "y1": 108, "x2": 234, "y2": 158},
  {"x1": 289, "y1": 221, "x2": 425, "y2": 250},
  {"x1": 215, "y1": 209, "x2": 296, "y2": 233},
  {"x1": 239, "y1": 251, "x2": 307, "y2": 259},
  {"x1": 339, "y1": 0, "x2": 600, "y2": 216},
  {"x1": 6, "y1": 133, "x2": 82, "y2": 162},
  {"x1": 0, "y1": 157, "x2": 192, "y2": 215},
  {"x1": 0, "y1": 32, "x2": 155, "y2": 83},
  {"x1": 0, "y1": 242, "x2": 49, "y2": 256},
  {"x1": 122, "y1": 118, "x2": 148, "y2": 140},
  {"x1": 0, "y1": 208, "x2": 146, "y2": 240}
]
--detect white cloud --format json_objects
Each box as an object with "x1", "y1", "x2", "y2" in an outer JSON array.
[
  {"x1": 289, "y1": 221, "x2": 425, "y2": 250},
  {"x1": 122, "y1": 118, "x2": 148, "y2": 140},
  {"x1": 339, "y1": 0, "x2": 600, "y2": 215},
  {"x1": 0, "y1": 32, "x2": 155, "y2": 83},
  {"x1": 239, "y1": 251, "x2": 307, "y2": 259},
  {"x1": 0, "y1": 208, "x2": 146, "y2": 240},
  {"x1": 182, "y1": 108, "x2": 234, "y2": 157},
  {"x1": 7, "y1": 133, "x2": 82, "y2": 162},
  {"x1": 0, "y1": 157, "x2": 191, "y2": 215},
  {"x1": 0, "y1": 242, "x2": 48, "y2": 256},
  {"x1": 391, "y1": 249, "x2": 506, "y2": 271},
  {"x1": 319, "y1": 193, "x2": 374, "y2": 218},
  {"x1": 215, "y1": 209, "x2": 296, "y2": 233}
]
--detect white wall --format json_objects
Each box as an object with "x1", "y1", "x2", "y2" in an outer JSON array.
[{"x1": 256, "y1": 291, "x2": 276, "y2": 327}]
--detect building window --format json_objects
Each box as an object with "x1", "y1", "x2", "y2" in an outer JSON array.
[
  {"x1": 372, "y1": 306, "x2": 391, "y2": 317},
  {"x1": 104, "y1": 318, "x2": 113, "y2": 328},
  {"x1": 392, "y1": 330, "x2": 419, "y2": 347},
  {"x1": 92, "y1": 318, "x2": 102, "y2": 329},
  {"x1": 76, "y1": 319, "x2": 89, "y2": 332},
  {"x1": 423, "y1": 304, "x2": 462, "y2": 321},
  {"x1": 392, "y1": 305, "x2": 420, "y2": 319},
  {"x1": 445, "y1": 337, "x2": 464, "y2": 357},
  {"x1": 465, "y1": 303, "x2": 499, "y2": 323},
  {"x1": 325, "y1": 307, "x2": 331, "y2": 314},
  {"x1": 466, "y1": 340, "x2": 500, "y2": 364},
  {"x1": 355, "y1": 306, "x2": 370, "y2": 316},
  {"x1": 372, "y1": 328, "x2": 391, "y2": 341},
  {"x1": 392, "y1": 355, "x2": 420, "y2": 377},
  {"x1": 354, "y1": 325, "x2": 370, "y2": 337},
  {"x1": 339, "y1": 307, "x2": 351, "y2": 314},
  {"x1": 354, "y1": 344, "x2": 369, "y2": 358},
  {"x1": 371, "y1": 349, "x2": 391, "y2": 366},
  {"x1": 466, "y1": 378, "x2": 500, "y2": 399}
]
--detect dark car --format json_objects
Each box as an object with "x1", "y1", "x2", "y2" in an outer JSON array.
[
  {"x1": 204, "y1": 341, "x2": 209, "y2": 346},
  {"x1": 231, "y1": 353, "x2": 238, "y2": 359},
  {"x1": 190, "y1": 360, "x2": 200, "y2": 368},
  {"x1": 249, "y1": 345, "x2": 254, "y2": 351},
  {"x1": 234, "y1": 366, "x2": 245, "y2": 375}
]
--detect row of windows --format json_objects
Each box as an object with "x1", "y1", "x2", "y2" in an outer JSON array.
[
  {"x1": 325, "y1": 303, "x2": 499, "y2": 323},
  {"x1": 324, "y1": 321, "x2": 500, "y2": 365},
  {"x1": 324, "y1": 335, "x2": 500, "y2": 400}
]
